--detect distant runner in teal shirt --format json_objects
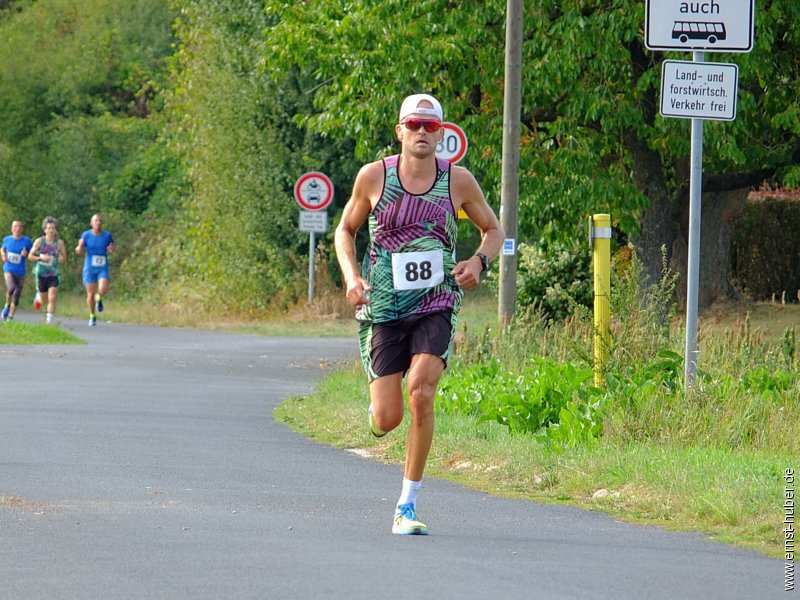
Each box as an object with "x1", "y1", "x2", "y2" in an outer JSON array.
[
  {"x1": 1, "y1": 220, "x2": 33, "y2": 321},
  {"x1": 75, "y1": 213, "x2": 116, "y2": 326},
  {"x1": 30, "y1": 216, "x2": 68, "y2": 325}
]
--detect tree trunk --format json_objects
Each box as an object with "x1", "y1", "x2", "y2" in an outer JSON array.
[
  {"x1": 625, "y1": 131, "x2": 678, "y2": 287},
  {"x1": 625, "y1": 128, "x2": 752, "y2": 310},
  {"x1": 634, "y1": 192, "x2": 677, "y2": 286},
  {"x1": 669, "y1": 187, "x2": 749, "y2": 310}
]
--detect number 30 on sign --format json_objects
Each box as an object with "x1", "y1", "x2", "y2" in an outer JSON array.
[{"x1": 436, "y1": 122, "x2": 468, "y2": 165}]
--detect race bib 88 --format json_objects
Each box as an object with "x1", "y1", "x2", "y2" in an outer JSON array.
[{"x1": 391, "y1": 250, "x2": 444, "y2": 291}]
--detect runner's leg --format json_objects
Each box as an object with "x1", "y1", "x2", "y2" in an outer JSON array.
[
  {"x1": 403, "y1": 353, "x2": 444, "y2": 482},
  {"x1": 98, "y1": 277, "x2": 109, "y2": 298},
  {"x1": 8, "y1": 275, "x2": 23, "y2": 318},
  {"x1": 85, "y1": 282, "x2": 98, "y2": 314},
  {"x1": 368, "y1": 373, "x2": 405, "y2": 434},
  {"x1": 47, "y1": 285, "x2": 58, "y2": 317}
]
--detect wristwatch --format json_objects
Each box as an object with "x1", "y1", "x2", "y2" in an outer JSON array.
[{"x1": 474, "y1": 252, "x2": 490, "y2": 273}]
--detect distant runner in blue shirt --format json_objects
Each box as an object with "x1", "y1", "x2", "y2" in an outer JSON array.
[
  {"x1": 1, "y1": 220, "x2": 33, "y2": 321},
  {"x1": 75, "y1": 213, "x2": 116, "y2": 326}
]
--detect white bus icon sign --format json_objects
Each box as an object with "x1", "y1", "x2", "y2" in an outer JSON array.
[
  {"x1": 672, "y1": 21, "x2": 726, "y2": 45},
  {"x1": 645, "y1": 0, "x2": 754, "y2": 53}
]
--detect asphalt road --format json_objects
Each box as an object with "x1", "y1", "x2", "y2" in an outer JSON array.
[{"x1": 0, "y1": 314, "x2": 784, "y2": 599}]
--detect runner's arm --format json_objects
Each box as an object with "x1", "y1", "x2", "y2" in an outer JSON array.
[
  {"x1": 334, "y1": 162, "x2": 380, "y2": 307},
  {"x1": 29, "y1": 238, "x2": 42, "y2": 261},
  {"x1": 451, "y1": 167, "x2": 504, "y2": 290}
]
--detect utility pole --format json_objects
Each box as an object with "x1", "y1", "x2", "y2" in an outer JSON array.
[{"x1": 498, "y1": 0, "x2": 523, "y2": 324}]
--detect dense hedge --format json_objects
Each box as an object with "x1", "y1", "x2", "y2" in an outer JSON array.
[{"x1": 730, "y1": 193, "x2": 800, "y2": 301}]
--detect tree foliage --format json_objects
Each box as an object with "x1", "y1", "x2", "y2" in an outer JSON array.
[
  {"x1": 0, "y1": 0, "x2": 176, "y2": 287},
  {"x1": 261, "y1": 0, "x2": 800, "y2": 297},
  {"x1": 2, "y1": 1, "x2": 798, "y2": 311},
  {"x1": 154, "y1": 0, "x2": 366, "y2": 312}
]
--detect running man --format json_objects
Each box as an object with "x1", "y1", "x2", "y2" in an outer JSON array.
[
  {"x1": 334, "y1": 93, "x2": 503, "y2": 535},
  {"x1": 1, "y1": 220, "x2": 33, "y2": 322},
  {"x1": 75, "y1": 214, "x2": 116, "y2": 326},
  {"x1": 30, "y1": 216, "x2": 67, "y2": 324}
]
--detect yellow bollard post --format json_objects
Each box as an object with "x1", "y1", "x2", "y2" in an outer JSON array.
[{"x1": 591, "y1": 214, "x2": 611, "y2": 387}]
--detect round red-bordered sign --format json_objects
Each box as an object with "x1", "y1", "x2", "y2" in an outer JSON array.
[
  {"x1": 436, "y1": 122, "x2": 468, "y2": 164},
  {"x1": 294, "y1": 172, "x2": 334, "y2": 211}
]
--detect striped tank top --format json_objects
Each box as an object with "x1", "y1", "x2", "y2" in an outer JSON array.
[
  {"x1": 356, "y1": 154, "x2": 462, "y2": 323},
  {"x1": 34, "y1": 236, "x2": 61, "y2": 279}
]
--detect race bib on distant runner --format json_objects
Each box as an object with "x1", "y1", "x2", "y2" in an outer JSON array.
[
  {"x1": 7, "y1": 252, "x2": 21, "y2": 264},
  {"x1": 91, "y1": 255, "x2": 107, "y2": 267},
  {"x1": 391, "y1": 250, "x2": 444, "y2": 291}
]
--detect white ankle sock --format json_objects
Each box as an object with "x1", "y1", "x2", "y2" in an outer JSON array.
[{"x1": 397, "y1": 478, "x2": 422, "y2": 507}]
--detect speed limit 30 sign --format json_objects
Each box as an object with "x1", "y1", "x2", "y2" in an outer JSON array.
[{"x1": 436, "y1": 122, "x2": 468, "y2": 164}]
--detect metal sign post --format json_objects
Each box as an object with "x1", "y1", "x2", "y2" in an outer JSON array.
[
  {"x1": 684, "y1": 51, "x2": 705, "y2": 388},
  {"x1": 294, "y1": 172, "x2": 334, "y2": 304},
  {"x1": 657, "y1": 56, "x2": 739, "y2": 387},
  {"x1": 299, "y1": 211, "x2": 329, "y2": 304},
  {"x1": 307, "y1": 232, "x2": 316, "y2": 304},
  {"x1": 646, "y1": 0, "x2": 754, "y2": 390}
]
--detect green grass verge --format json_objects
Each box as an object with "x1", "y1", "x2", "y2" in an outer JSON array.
[
  {"x1": 34, "y1": 287, "x2": 358, "y2": 337},
  {"x1": 274, "y1": 362, "x2": 790, "y2": 559},
  {"x1": 0, "y1": 320, "x2": 84, "y2": 345},
  {"x1": 8, "y1": 283, "x2": 359, "y2": 338}
]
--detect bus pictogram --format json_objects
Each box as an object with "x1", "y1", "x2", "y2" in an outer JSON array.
[{"x1": 671, "y1": 21, "x2": 727, "y2": 45}]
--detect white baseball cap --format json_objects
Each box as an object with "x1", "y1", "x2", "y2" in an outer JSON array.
[{"x1": 398, "y1": 93, "x2": 444, "y2": 122}]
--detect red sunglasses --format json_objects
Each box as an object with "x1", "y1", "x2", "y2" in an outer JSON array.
[{"x1": 402, "y1": 118, "x2": 442, "y2": 133}]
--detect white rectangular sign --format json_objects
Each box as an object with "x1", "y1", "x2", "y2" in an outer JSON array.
[
  {"x1": 645, "y1": 0, "x2": 755, "y2": 52},
  {"x1": 660, "y1": 60, "x2": 738, "y2": 121},
  {"x1": 299, "y1": 210, "x2": 328, "y2": 233}
]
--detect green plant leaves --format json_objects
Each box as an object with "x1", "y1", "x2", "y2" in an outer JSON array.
[{"x1": 438, "y1": 356, "x2": 604, "y2": 448}]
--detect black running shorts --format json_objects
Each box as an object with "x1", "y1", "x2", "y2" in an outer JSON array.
[
  {"x1": 358, "y1": 310, "x2": 457, "y2": 381},
  {"x1": 37, "y1": 275, "x2": 59, "y2": 293}
]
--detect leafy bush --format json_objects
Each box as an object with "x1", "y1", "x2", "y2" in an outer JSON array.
[
  {"x1": 437, "y1": 357, "x2": 605, "y2": 447},
  {"x1": 510, "y1": 241, "x2": 592, "y2": 322},
  {"x1": 445, "y1": 244, "x2": 800, "y2": 455},
  {"x1": 605, "y1": 349, "x2": 685, "y2": 402}
]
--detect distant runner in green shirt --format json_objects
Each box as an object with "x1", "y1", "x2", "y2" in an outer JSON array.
[{"x1": 30, "y1": 216, "x2": 67, "y2": 325}]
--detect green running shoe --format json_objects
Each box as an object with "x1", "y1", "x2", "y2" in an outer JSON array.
[{"x1": 392, "y1": 503, "x2": 428, "y2": 535}]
